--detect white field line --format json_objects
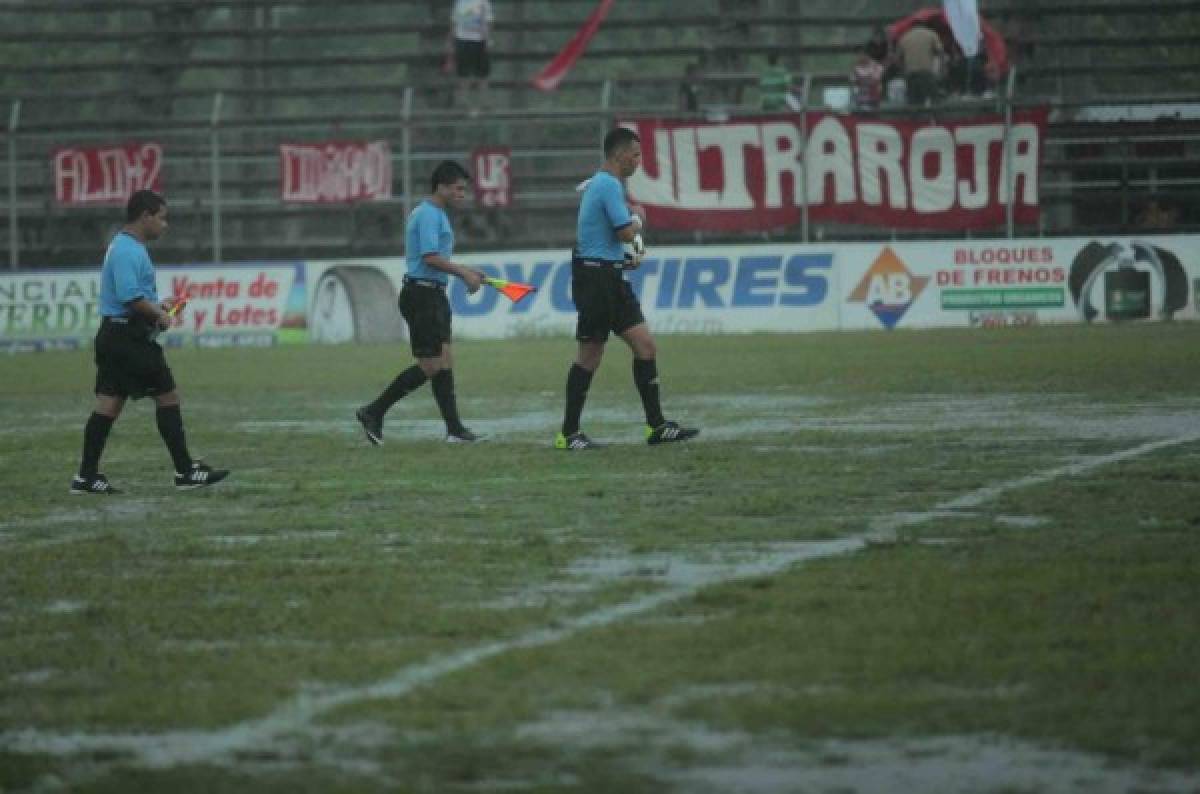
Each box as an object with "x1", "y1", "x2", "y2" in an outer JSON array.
[
  {"x1": 4, "y1": 433, "x2": 1198, "y2": 769},
  {"x1": 868, "y1": 433, "x2": 1200, "y2": 537},
  {"x1": 1, "y1": 540, "x2": 864, "y2": 768}
]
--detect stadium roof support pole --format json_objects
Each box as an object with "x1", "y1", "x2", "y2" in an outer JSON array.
[
  {"x1": 799, "y1": 73, "x2": 811, "y2": 244},
  {"x1": 1004, "y1": 68, "x2": 1017, "y2": 239},
  {"x1": 401, "y1": 86, "x2": 413, "y2": 221},
  {"x1": 600, "y1": 79, "x2": 613, "y2": 141},
  {"x1": 7, "y1": 100, "x2": 20, "y2": 270},
  {"x1": 210, "y1": 92, "x2": 224, "y2": 264}
]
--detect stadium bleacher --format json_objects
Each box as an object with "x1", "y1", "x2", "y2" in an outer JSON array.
[{"x1": 2, "y1": 0, "x2": 1199, "y2": 266}]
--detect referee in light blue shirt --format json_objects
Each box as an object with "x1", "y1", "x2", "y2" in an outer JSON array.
[
  {"x1": 555, "y1": 127, "x2": 699, "y2": 450},
  {"x1": 72, "y1": 189, "x2": 228, "y2": 494},
  {"x1": 356, "y1": 160, "x2": 486, "y2": 446}
]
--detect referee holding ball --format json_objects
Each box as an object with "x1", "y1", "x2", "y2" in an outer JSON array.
[{"x1": 555, "y1": 127, "x2": 699, "y2": 450}]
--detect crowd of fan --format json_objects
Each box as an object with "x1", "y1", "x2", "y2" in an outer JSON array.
[
  {"x1": 850, "y1": 22, "x2": 996, "y2": 112},
  {"x1": 676, "y1": 20, "x2": 1002, "y2": 116}
]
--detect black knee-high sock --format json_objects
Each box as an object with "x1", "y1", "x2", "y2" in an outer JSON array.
[
  {"x1": 431, "y1": 369, "x2": 466, "y2": 434},
  {"x1": 79, "y1": 412, "x2": 115, "y2": 479},
  {"x1": 155, "y1": 404, "x2": 193, "y2": 474},
  {"x1": 368, "y1": 365, "x2": 428, "y2": 416},
  {"x1": 562, "y1": 363, "x2": 595, "y2": 436},
  {"x1": 633, "y1": 358, "x2": 665, "y2": 428}
]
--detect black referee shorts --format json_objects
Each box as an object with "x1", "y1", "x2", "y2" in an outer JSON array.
[
  {"x1": 93, "y1": 318, "x2": 177, "y2": 399},
  {"x1": 454, "y1": 38, "x2": 490, "y2": 79},
  {"x1": 571, "y1": 260, "x2": 646, "y2": 343},
  {"x1": 399, "y1": 281, "x2": 452, "y2": 358}
]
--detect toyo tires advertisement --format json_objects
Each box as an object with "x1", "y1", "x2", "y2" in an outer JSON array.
[{"x1": 308, "y1": 236, "x2": 1199, "y2": 338}]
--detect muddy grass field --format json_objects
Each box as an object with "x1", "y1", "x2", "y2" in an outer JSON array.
[{"x1": 2, "y1": 325, "x2": 1199, "y2": 793}]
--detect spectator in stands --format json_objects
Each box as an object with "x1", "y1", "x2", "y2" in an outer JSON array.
[
  {"x1": 944, "y1": 47, "x2": 966, "y2": 98},
  {"x1": 896, "y1": 22, "x2": 944, "y2": 107},
  {"x1": 946, "y1": 35, "x2": 991, "y2": 98},
  {"x1": 679, "y1": 62, "x2": 702, "y2": 113},
  {"x1": 850, "y1": 45, "x2": 885, "y2": 112},
  {"x1": 865, "y1": 25, "x2": 899, "y2": 84},
  {"x1": 759, "y1": 53, "x2": 793, "y2": 112},
  {"x1": 967, "y1": 37, "x2": 992, "y2": 96},
  {"x1": 449, "y1": 0, "x2": 493, "y2": 112},
  {"x1": 865, "y1": 26, "x2": 903, "y2": 106},
  {"x1": 866, "y1": 26, "x2": 890, "y2": 67},
  {"x1": 1136, "y1": 197, "x2": 1181, "y2": 231}
]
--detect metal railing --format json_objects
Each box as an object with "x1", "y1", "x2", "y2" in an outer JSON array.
[{"x1": 4, "y1": 76, "x2": 1200, "y2": 269}]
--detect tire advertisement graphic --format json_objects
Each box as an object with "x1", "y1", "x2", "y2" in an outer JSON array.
[{"x1": 308, "y1": 264, "x2": 406, "y2": 344}]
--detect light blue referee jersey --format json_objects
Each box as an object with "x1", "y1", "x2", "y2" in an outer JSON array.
[
  {"x1": 405, "y1": 199, "x2": 453, "y2": 284},
  {"x1": 99, "y1": 231, "x2": 159, "y2": 318},
  {"x1": 576, "y1": 170, "x2": 633, "y2": 263}
]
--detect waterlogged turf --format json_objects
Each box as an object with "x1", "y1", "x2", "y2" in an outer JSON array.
[{"x1": 1, "y1": 325, "x2": 1199, "y2": 793}]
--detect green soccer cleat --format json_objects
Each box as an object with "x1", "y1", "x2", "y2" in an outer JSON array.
[{"x1": 555, "y1": 431, "x2": 601, "y2": 450}]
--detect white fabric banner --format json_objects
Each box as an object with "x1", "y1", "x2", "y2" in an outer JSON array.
[{"x1": 944, "y1": 0, "x2": 981, "y2": 57}]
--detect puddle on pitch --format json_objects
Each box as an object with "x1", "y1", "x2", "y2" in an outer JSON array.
[
  {"x1": 481, "y1": 543, "x2": 847, "y2": 611},
  {"x1": 995, "y1": 514, "x2": 1051, "y2": 530},
  {"x1": 511, "y1": 704, "x2": 1200, "y2": 794},
  {"x1": 43, "y1": 600, "x2": 88, "y2": 615}
]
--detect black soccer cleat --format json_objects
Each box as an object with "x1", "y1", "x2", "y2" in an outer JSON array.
[
  {"x1": 175, "y1": 461, "x2": 229, "y2": 490},
  {"x1": 70, "y1": 473, "x2": 121, "y2": 495},
  {"x1": 356, "y1": 406, "x2": 384, "y2": 446},
  {"x1": 645, "y1": 420, "x2": 700, "y2": 445},
  {"x1": 445, "y1": 427, "x2": 484, "y2": 443},
  {"x1": 555, "y1": 431, "x2": 602, "y2": 450}
]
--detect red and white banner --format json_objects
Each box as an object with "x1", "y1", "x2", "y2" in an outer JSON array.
[
  {"x1": 280, "y1": 140, "x2": 392, "y2": 204},
  {"x1": 53, "y1": 142, "x2": 164, "y2": 206},
  {"x1": 163, "y1": 267, "x2": 295, "y2": 337},
  {"x1": 472, "y1": 146, "x2": 512, "y2": 208},
  {"x1": 531, "y1": 0, "x2": 615, "y2": 91},
  {"x1": 624, "y1": 110, "x2": 1048, "y2": 231}
]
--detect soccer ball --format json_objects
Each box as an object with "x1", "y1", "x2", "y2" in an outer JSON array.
[{"x1": 623, "y1": 234, "x2": 646, "y2": 269}]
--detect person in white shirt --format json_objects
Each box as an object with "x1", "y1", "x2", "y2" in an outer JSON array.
[{"x1": 449, "y1": 0, "x2": 494, "y2": 111}]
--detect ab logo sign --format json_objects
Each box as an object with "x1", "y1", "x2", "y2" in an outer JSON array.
[{"x1": 847, "y1": 247, "x2": 929, "y2": 329}]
